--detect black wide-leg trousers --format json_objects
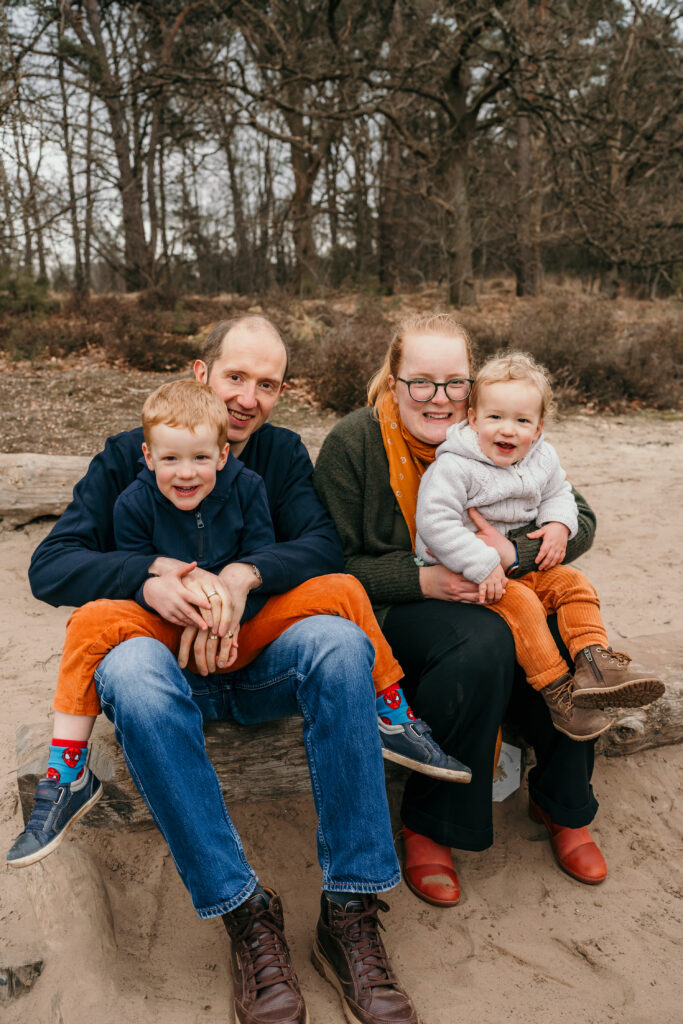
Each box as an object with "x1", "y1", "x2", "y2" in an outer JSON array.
[{"x1": 382, "y1": 600, "x2": 598, "y2": 851}]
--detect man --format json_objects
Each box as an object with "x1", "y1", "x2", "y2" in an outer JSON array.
[{"x1": 28, "y1": 316, "x2": 418, "y2": 1024}]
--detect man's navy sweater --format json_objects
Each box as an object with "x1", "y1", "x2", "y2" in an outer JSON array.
[
  {"x1": 113, "y1": 457, "x2": 275, "y2": 620},
  {"x1": 29, "y1": 423, "x2": 344, "y2": 608}
]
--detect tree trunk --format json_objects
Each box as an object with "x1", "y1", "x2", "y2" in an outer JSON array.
[
  {"x1": 289, "y1": 139, "x2": 318, "y2": 295},
  {"x1": 515, "y1": 112, "x2": 540, "y2": 297},
  {"x1": 444, "y1": 150, "x2": 476, "y2": 307},
  {"x1": 378, "y1": 129, "x2": 401, "y2": 294},
  {"x1": 58, "y1": 31, "x2": 86, "y2": 297}
]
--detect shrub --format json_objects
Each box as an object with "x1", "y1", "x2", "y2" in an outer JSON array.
[
  {"x1": 309, "y1": 312, "x2": 392, "y2": 413},
  {"x1": 103, "y1": 308, "x2": 195, "y2": 371},
  {"x1": 0, "y1": 269, "x2": 57, "y2": 315}
]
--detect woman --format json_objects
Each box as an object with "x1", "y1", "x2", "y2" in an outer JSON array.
[{"x1": 313, "y1": 313, "x2": 606, "y2": 907}]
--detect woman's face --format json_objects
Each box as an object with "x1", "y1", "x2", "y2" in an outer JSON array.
[{"x1": 388, "y1": 331, "x2": 471, "y2": 445}]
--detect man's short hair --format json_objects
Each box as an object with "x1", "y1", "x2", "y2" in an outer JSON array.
[
  {"x1": 202, "y1": 315, "x2": 289, "y2": 380},
  {"x1": 142, "y1": 379, "x2": 230, "y2": 448}
]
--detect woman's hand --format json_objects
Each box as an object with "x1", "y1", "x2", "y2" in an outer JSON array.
[
  {"x1": 419, "y1": 564, "x2": 481, "y2": 603},
  {"x1": 477, "y1": 564, "x2": 507, "y2": 605},
  {"x1": 468, "y1": 508, "x2": 517, "y2": 569},
  {"x1": 527, "y1": 521, "x2": 569, "y2": 571}
]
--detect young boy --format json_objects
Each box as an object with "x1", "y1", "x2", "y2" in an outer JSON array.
[
  {"x1": 9, "y1": 381, "x2": 468, "y2": 868},
  {"x1": 415, "y1": 352, "x2": 665, "y2": 741}
]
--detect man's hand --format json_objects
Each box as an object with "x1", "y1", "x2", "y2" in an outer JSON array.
[
  {"x1": 468, "y1": 508, "x2": 517, "y2": 569},
  {"x1": 143, "y1": 562, "x2": 213, "y2": 629},
  {"x1": 527, "y1": 521, "x2": 569, "y2": 571},
  {"x1": 477, "y1": 564, "x2": 507, "y2": 605},
  {"x1": 178, "y1": 562, "x2": 260, "y2": 674},
  {"x1": 419, "y1": 564, "x2": 481, "y2": 603}
]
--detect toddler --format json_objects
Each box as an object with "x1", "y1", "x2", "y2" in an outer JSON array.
[
  {"x1": 415, "y1": 352, "x2": 664, "y2": 741},
  {"x1": 9, "y1": 381, "x2": 467, "y2": 868}
]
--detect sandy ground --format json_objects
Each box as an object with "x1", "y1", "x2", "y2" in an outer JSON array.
[{"x1": 1, "y1": 410, "x2": 682, "y2": 1024}]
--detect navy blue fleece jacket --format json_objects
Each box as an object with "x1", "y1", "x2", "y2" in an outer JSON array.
[
  {"x1": 29, "y1": 423, "x2": 344, "y2": 608},
  {"x1": 113, "y1": 457, "x2": 274, "y2": 620}
]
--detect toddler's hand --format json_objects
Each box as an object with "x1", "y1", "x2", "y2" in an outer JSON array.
[
  {"x1": 478, "y1": 564, "x2": 507, "y2": 604},
  {"x1": 527, "y1": 521, "x2": 569, "y2": 570}
]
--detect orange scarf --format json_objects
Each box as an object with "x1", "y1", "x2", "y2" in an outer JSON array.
[{"x1": 378, "y1": 391, "x2": 437, "y2": 550}]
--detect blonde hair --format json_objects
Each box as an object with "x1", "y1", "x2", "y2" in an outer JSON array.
[
  {"x1": 367, "y1": 313, "x2": 473, "y2": 412},
  {"x1": 470, "y1": 351, "x2": 554, "y2": 420},
  {"x1": 142, "y1": 379, "x2": 230, "y2": 448}
]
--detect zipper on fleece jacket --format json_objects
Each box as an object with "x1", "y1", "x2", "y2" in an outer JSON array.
[{"x1": 194, "y1": 509, "x2": 205, "y2": 560}]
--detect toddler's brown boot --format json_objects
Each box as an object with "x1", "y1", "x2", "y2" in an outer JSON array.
[
  {"x1": 572, "y1": 645, "x2": 665, "y2": 709},
  {"x1": 541, "y1": 674, "x2": 612, "y2": 741}
]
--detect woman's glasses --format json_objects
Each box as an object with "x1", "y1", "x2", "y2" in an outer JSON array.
[{"x1": 396, "y1": 377, "x2": 473, "y2": 402}]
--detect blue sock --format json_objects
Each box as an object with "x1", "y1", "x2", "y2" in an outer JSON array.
[
  {"x1": 46, "y1": 738, "x2": 88, "y2": 784},
  {"x1": 376, "y1": 683, "x2": 416, "y2": 726}
]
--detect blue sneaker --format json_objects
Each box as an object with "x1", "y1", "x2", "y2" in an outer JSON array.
[
  {"x1": 7, "y1": 768, "x2": 103, "y2": 868},
  {"x1": 378, "y1": 717, "x2": 472, "y2": 783}
]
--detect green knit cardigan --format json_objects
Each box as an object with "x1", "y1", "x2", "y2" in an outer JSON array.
[{"x1": 313, "y1": 407, "x2": 597, "y2": 626}]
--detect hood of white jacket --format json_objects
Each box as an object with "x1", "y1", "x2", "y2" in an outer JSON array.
[{"x1": 435, "y1": 420, "x2": 545, "y2": 467}]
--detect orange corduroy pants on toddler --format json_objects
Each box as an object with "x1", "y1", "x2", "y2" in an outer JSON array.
[
  {"x1": 488, "y1": 564, "x2": 608, "y2": 690},
  {"x1": 53, "y1": 574, "x2": 403, "y2": 716}
]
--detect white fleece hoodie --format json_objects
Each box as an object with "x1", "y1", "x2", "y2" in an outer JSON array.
[{"x1": 415, "y1": 421, "x2": 578, "y2": 584}]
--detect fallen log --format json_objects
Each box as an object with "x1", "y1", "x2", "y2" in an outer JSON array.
[
  {"x1": 596, "y1": 634, "x2": 683, "y2": 757},
  {"x1": 16, "y1": 651, "x2": 681, "y2": 830},
  {"x1": 16, "y1": 717, "x2": 317, "y2": 829},
  {"x1": 0, "y1": 453, "x2": 89, "y2": 525}
]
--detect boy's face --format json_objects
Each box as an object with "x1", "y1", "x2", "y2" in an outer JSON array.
[
  {"x1": 142, "y1": 422, "x2": 229, "y2": 510},
  {"x1": 468, "y1": 379, "x2": 543, "y2": 466}
]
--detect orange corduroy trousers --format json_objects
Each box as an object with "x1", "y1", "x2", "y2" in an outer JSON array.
[
  {"x1": 53, "y1": 574, "x2": 404, "y2": 716},
  {"x1": 489, "y1": 564, "x2": 608, "y2": 690}
]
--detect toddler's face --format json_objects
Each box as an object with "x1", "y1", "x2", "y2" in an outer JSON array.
[
  {"x1": 142, "y1": 422, "x2": 228, "y2": 510},
  {"x1": 468, "y1": 379, "x2": 543, "y2": 466}
]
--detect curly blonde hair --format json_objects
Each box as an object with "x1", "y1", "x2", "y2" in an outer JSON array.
[{"x1": 470, "y1": 351, "x2": 554, "y2": 420}]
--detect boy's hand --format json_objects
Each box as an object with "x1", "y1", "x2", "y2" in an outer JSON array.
[
  {"x1": 527, "y1": 521, "x2": 569, "y2": 570},
  {"x1": 143, "y1": 561, "x2": 213, "y2": 630},
  {"x1": 478, "y1": 564, "x2": 507, "y2": 604}
]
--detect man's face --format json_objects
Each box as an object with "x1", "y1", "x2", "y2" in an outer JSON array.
[{"x1": 194, "y1": 324, "x2": 287, "y2": 455}]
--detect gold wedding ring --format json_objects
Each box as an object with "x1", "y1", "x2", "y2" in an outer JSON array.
[
  {"x1": 227, "y1": 631, "x2": 234, "y2": 639},
  {"x1": 206, "y1": 591, "x2": 219, "y2": 598}
]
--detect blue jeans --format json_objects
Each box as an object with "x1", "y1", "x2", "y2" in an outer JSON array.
[{"x1": 94, "y1": 615, "x2": 400, "y2": 918}]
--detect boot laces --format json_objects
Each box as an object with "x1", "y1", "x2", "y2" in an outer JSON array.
[
  {"x1": 597, "y1": 646, "x2": 631, "y2": 667},
  {"x1": 338, "y1": 898, "x2": 397, "y2": 991},
  {"x1": 234, "y1": 903, "x2": 296, "y2": 994},
  {"x1": 549, "y1": 676, "x2": 573, "y2": 714}
]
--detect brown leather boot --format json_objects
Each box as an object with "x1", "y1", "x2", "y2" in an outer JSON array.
[
  {"x1": 541, "y1": 674, "x2": 612, "y2": 741},
  {"x1": 572, "y1": 645, "x2": 665, "y2": 709},
  {"x1": 312, "y1": 894, "x2": 418, "y2": 1024},
  {"x1": 222, "y1": 889, "x2": 308, "y2": 1024}
]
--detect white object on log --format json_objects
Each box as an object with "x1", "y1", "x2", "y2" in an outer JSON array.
[{"x1": 0, "y1": 453, "x2": 89, "y2": 524}]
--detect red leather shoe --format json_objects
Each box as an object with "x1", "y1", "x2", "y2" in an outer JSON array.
[
  {"x1": 529, "y1": 801, "x2": 607, "y2": 885},
  {"x1": 402, "y1": 826, "x2": 460, "y2": 907}
]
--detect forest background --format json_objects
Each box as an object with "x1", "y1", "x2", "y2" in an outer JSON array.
[{"x1": 0, "y1": 0, "x2": 681, "y2": 419}]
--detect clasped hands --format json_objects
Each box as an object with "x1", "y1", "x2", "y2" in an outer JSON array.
[{"x1": 143, "y1": 560, "x2": 258, "y2": 674}]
